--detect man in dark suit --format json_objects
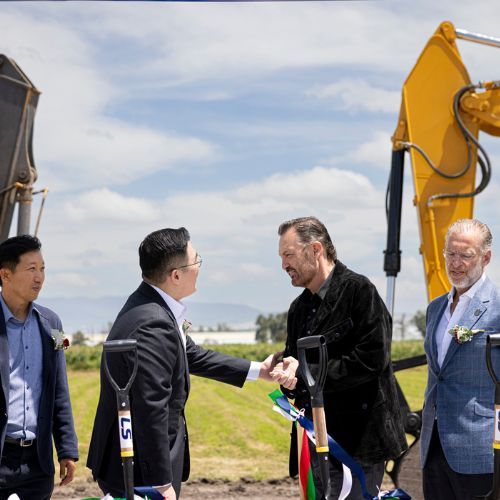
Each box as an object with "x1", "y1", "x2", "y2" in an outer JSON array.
[
  {"x1": 0, "y1": 235, "x2": 78, "y2": 500},
  {"x1": 278, "y1": 216, "x2": 407, "y2": 499},
  {"x1": 421, "y1": 219, "x2": 500, "y2": 499},
  {"x1": 87, "y1": 227, "x2": 296, "y2": 500}
]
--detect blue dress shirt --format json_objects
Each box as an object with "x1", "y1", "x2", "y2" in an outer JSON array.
[{"x1": 0, "y1": 295, "x2": 43, "y2": 440}]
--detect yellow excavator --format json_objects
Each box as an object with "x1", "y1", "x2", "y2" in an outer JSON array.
[
  {"x1": 0, "y1": 54, "x2": 42, "y2": 241},
  {"x1": 383, "y1": 21, "x2": 500, "y2": 493}
]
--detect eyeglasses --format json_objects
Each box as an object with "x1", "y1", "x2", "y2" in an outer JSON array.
[
  {"x1": 176, "y1": 255, "x2": 203, "y2": 270},
  {"x1": 443, "y1": 250, "x2": 479, "y2": 262}
]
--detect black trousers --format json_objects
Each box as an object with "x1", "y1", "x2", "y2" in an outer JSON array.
[
  {"x1": 0, "y1": 441, "x2": 53, "y2": 500},
  {"x1": 423, "y1": 423, "x2": 493, "y2": 500}
]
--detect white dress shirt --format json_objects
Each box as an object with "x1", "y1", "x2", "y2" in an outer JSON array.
[
  {"x1": 147, "y1": 283, "x2": 261, "y2": 379},
  {"x1": 435, "y1": 273, "x2": 486, "y2": 367}
]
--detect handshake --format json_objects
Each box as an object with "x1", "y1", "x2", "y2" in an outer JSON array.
[{"x1": 259, "y1": 351, "x2": 299, "y2": 390}]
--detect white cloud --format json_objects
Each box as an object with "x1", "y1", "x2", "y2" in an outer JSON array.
[
  {"x1": 307, "y1": 79, "x2": 400, "y2": 114},
  {"x1": 0, "y1": 8, "x2": 217, "y2": 192},
  {"x1": 38, "y1": 165, "x2": 386, "y2": 308},
  {"x1": 327, "y1": 131, "x2": 393, "y2": 170},
  {"x1": 47, "y1": 272, "x2": 97, "y2": 289},
  {"x1": 65, "y1": 188, "x2": 159, "y2": 222}
]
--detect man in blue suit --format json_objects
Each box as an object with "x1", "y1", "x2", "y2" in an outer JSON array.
[
  {"x1": 421, "y1": 219, "x2": 500, "y2": 499},
  {"x1": 0, "y1": 235, "x2": 78, "y2": 500}
]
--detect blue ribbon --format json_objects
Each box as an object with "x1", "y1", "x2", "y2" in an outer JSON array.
[
  {"x1": 133, "y1": 486, "x2": 165, "y2": 500},
  {"x1": 380, "y1": 490, "x2": 411, "y2": 499},
  {"x1": 273, "y1": 394, "x2": 411, "y2": 500}
]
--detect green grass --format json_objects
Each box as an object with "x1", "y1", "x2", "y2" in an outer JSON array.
[
  {"x1": 66, "y1": 341, "x2": 428, "y2": 481},
  {"x1": 395, "y1": 365, "x2": 427, "y2": 411}
]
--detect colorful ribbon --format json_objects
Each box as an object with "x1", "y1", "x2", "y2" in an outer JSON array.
[{"x1": 269, "y1": 390, "x2": 411, "y2": 500}]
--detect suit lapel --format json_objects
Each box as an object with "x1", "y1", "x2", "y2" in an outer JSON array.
[
  {"x1": 427, "y1": 297, "x2": 447, "y2": 374},
  {"x1": 440, "y1": 278, "x2": 491, "y2": 371},
  {"x1": 34, "y1": 308, "x2": 55, "y2": 391},
  {"x1": 137, "y1": 282, "x2": 190, "y2": 392},
  {"x1": 0, "y1": 308, "x2": 10, "y2": 411}
]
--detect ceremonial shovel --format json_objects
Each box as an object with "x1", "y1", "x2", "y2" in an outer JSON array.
[
  {"x1": 477, "y1": 333, "x2": 500, "y2": 500},
  {"x1": 103, "y1": 339, "x2": 139, "y2": 500},
  {"x1": 297, "y1": 335, "x2": 331, "y2": 500}
]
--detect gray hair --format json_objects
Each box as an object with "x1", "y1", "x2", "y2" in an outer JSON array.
[
  {"x1": 278, "y1": 216, "x2": 337, "y2": 262},
  {"x1": 446, "y1": 218, "x2": 492, "y2": 253}
]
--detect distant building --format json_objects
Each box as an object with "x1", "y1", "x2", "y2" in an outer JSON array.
[
  {"x1": 69, "y1": 329, "x2": 257, "y2": 346},
  {"x1": 189, "y1": 330, "x2": 256, "y2": 345}
]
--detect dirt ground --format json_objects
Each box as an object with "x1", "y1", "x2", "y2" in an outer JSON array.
[
  {"x1": 52, "y1": 476, "x2": 299, "y2": 500},
  {"x1": 52, "y1": 442, "x2": 423, "y2": 499}
]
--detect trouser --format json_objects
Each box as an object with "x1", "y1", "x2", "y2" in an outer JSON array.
[
  {"x1": 309, "y1": 440, "x2": 385, "y2": 499},
  {"x1": 0, "y1": 440, "x2": 53, "y2": 500},
  {"x1": 98, "y1": 478, "x2": 124, "y2": 497},
  {"x1": 422, "y1": 423, "x2": 492, "y2": 500}
]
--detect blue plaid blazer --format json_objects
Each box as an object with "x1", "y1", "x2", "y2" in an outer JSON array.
[{"x1": 420, "y1": 276, "x2": 500, "y2": 474}]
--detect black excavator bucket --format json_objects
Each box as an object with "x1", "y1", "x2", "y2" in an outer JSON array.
[{"x1": 0, "y1": 54, "x2": 39, "y2": 241}]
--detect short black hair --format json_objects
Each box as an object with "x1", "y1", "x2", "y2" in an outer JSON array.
[
  {"x1": 0, "y1": 235, "x2": 42, "y2": 285},
  {"x1": 139, "y1": 227, "x2": 190, "y2": 284}
]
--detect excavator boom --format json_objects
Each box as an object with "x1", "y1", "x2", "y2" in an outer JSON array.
[{"x1": 0, "y1": 54, "x2": 39, "y2": 241}]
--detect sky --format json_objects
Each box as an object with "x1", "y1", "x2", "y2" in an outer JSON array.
[{"x1": 1, "y1": 0, "x2": 500, "y2": 318}]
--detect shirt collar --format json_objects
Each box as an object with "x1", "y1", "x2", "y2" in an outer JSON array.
[
  {"x1": 0, "y1": 293, "x2": 34, "y2": 323},
  {"x1": 447, "y1": 272, "x2": 487, "y2": 304},
  {"x1": 147, "y1": 282, "x2": 187, "y2": 325},
  {"x1": 315, "y1": 268, "x2": 335, "y2": 300}
]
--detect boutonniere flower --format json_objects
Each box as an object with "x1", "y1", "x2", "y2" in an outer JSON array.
[
  {"x1": 51, "y1": 329, "x2": 70, "y2": 351},
  {"x1": 182, "y1": 319, "x2": 192, "y2": 335},
  {"x1": 449, "y1": 325, "x2": 484, "y2": 344}
]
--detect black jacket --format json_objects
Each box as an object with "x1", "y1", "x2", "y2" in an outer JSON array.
[
  {"x1": 283, "y1": 261, "x2": 407, "y2": 474},
  {"x1": 0, "y1": 304, "x2": 78, "y2": 475},
  {"x1": 87, "y1": 282, "x2": 250, "y2": 495}
]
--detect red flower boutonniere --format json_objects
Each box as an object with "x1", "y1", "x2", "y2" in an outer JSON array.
[
  {"x1": 51, "y1": 329, "x2": 70, "y2": 351},
  {"x1": 449, "y1": 325, "x2": 484, "y2": 344}
]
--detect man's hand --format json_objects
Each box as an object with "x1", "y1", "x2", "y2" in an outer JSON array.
[
  {"x1": 156, "y1": 484, "x2": 176, "y2": 500},
  {"x1": 270, "y1": 356, "x2": 298, "y2": 390},
  {"x1": 259, "y1": 351, "x2": 284, "y2": 381},
  {"x1": 59, "y1": 458, "x2": 76, "y2": 486}
]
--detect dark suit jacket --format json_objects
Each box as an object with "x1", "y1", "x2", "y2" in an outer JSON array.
[
  {"x1": 0, "y1": 303, "x2": 79, "y2": 474},
  {"x1": 87, "y1": 282, "x2": 250, "y2": 495},
  {"x1": 283, "y1": 261, "x2": 407, "y2": 474}
]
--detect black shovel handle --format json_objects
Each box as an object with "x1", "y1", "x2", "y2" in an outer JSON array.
[
  {"x1": 103, "y1": 339, "x2": 139, "y2": 395},
  {"x1": 297, "y1": 334, "x2": 330, "y2": 499},
  {"x1": 102, "y1": 339, "x2": 139, "y2": 500},
  {"x1": 476, "y1": 334, "x2": 500, "y2": 500},
  {"x1": 297, "y1": 335, "x2": 328, "y2": 407}
]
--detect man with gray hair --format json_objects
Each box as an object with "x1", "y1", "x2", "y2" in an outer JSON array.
[
  {"x1": 421, "y1": 218, "x2": 500, "y2": 499},
  {"x1": 278, "y1": 216, "x2": 407, "y2": 499}
]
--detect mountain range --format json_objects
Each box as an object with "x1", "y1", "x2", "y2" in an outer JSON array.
[{"x1": 41, "y1": 296, "x2": 262, "y2": 334}]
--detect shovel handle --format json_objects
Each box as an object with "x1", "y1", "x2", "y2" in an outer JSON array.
[
  {"x1": 103, "y1": 339, "x2": 139, "y2": 395},
  {"x1": 297, "y1": 335, "x2": 328, "y2": 407},
  {"x1": 486, "y1": 335, "x2": 500, "y2": 389},
  {"x1": 104, "y1": 339, "x2": 138, "y2": 353}
]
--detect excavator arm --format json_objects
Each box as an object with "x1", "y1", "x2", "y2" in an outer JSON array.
[
  {"x1": 385, "y1": 21, "x2": 500, "y2": 314},
  {"x1": 383, "y1": 21, "x2": 500, "y2": 488},
  {"x1": 0, "y1": 54, "x2": 40, "y2": 241}
]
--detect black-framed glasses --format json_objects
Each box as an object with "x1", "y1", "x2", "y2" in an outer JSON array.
[{"x1": 176, "y1": 255, "x2": 203, "y2": 270}]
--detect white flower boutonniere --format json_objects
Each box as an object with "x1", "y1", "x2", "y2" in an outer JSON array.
[
  {"x1": 449, "y1": 325, "x2": 484, "y2": 344},
  {"x1": 182, "y1": 320, "x2": 192, "y2": 335},
  {"x1": 51, "y1": 329, "x2": 70, "y2": 351}
]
